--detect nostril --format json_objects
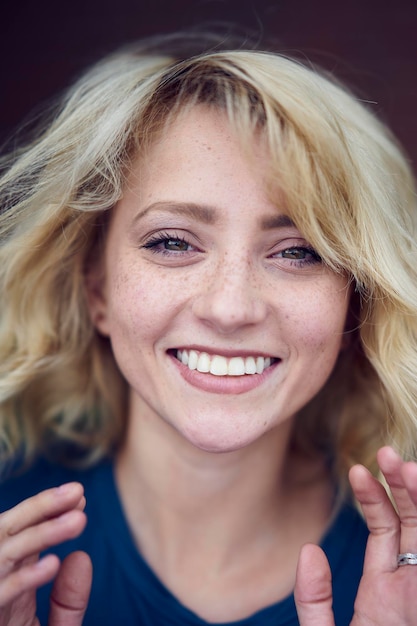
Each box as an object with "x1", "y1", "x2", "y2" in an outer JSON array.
[{"x1": 191, "y1": 284, "x2": 268, "y2": 332}]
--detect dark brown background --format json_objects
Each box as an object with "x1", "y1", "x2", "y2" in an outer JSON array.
[{"x1": 1, "y1": 0, "x2": 416, "y2": 170}]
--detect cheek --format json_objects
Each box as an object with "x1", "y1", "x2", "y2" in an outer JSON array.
[
  {"x1": 105, "y1": 264, "x2": 190, "y2": 340},
  {"x1": 284, "y1": 288, "x2": 349, "y2": 359},
  {"x1": 103, "y1": 271, "x2": 157, "y2": 382}
]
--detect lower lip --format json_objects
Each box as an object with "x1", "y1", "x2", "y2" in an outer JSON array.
[{"x1": 170, "y1": 354, "x2": 280, "y2": 395}]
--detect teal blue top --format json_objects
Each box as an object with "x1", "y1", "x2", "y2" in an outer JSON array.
[{"x1": 0, "y1": 459, "x2": 368, "y2": 625}]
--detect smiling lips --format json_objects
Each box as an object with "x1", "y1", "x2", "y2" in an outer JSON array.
[{"x1": 176, "y1": 349, "x2": 277, "y2": 377}]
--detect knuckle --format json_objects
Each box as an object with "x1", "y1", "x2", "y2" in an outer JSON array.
[
  {"x1": 0, "y1": 544, "x2": 20, "y2": 578},
  {"x1": 0, "y1": 511, "x2": 12, "y2": 540},
  {"x1": 401, "y1": 514, "x2": 417, "y2": 527},
  {"x1": 0, "y1": 568, "x2": 36, "y2": 608}
]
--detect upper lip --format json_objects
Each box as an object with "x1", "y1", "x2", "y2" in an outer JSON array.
[{"x1": 170, "y1": 346, "x2": 278, "y2": 359}]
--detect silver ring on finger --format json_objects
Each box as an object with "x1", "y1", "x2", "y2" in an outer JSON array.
[{"x1": 397, "y1": 553, "x2": 417, "y2": 566}]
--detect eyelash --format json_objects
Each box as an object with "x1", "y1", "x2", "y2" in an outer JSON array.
[
  {"x1": 141, "y1": 233, "x2": 322, "y2": 267},
  {"x1": 141, "y1": 232, "x2": 196, "y2": 255},
  {"x1": 273, "y1": 246, "x2": 322, "y2": 267}
]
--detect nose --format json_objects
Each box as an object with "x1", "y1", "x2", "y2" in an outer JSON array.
[{"x1": 191, "y1": 256, "x2": 269, "y2": 334}]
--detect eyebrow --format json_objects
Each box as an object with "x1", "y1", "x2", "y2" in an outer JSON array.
[
  {"x1": 132, "y1": 201, "x2": 296, "y2": 230},
  {"x1": 132, "y1": 202, "x2": 217, "y2": 225},
  {"x1": 260, "y1": 214, "x2": 295, "y2": 230}
]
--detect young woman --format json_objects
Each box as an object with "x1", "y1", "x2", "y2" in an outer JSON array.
[{"x1": 0, "y1": 32, "x2": 416, "y2": 626}]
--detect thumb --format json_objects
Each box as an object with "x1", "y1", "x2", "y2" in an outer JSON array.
[
  {"x1": 294, "y1": 544, "x2": 335, "y2": 626},
  {"x1": 48, "y1": 551, "x2": 92, "y2": 626}
]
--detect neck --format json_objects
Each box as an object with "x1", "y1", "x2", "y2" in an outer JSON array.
[
  {"x1": 115, "y1": 393, "x2": 330, "y2": 567},
  {"x1": 115, "y1": 393, "x2": 333, "y2": 621}
]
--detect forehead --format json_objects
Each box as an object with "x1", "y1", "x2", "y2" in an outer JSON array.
[
  {"x1": 124, "y1": 105, "x2": 279, "y2": 210},
  {"x1": 141, "y1": 105, "x2": 267, "y2": 168},
  {"x1": 100, "y1": 105, "x2": 303, "y2": 248}
]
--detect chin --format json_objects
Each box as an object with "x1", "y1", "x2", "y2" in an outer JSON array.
[{"x1": 180, "y1": 422, "x2": 266, "y2": 455}]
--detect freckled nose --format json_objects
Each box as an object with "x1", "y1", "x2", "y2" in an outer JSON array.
[{"x1": 191, "y1": 261, "x2": 268, "y2": 333}]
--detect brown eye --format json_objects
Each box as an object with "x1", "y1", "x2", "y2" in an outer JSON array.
[
  {"x1": 272, "y1": 246, "x2": 321, "y2": 267},
  {"x1": 164, "y1": 239, "x2": 190, "y2": 251},
  {"x1": 281, "y1": 248, "x2": 307, "y2": 259}
]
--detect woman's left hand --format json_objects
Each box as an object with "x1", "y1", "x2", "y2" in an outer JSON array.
[{"x1": 294, "y1": 446, "x2": 417, "y2": 625}]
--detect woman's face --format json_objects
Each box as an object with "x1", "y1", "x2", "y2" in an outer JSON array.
[{"x1": 88, "y1": 107, "x2": 351, "y2": 453}]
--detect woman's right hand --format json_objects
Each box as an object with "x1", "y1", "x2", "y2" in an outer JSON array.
[{"x1": 0, "y1": 483, "x2": 92, "y2": 625}]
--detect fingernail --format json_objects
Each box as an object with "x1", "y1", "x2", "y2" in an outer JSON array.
[{"x1": 56, "y1": 482, "x2": 81, "y2": 495}]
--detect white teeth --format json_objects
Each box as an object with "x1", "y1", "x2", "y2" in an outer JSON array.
[
  {"x1": 210, "y1": 355, "x2": 228, "y2": 376},
  {"x1": 245, "y1": 356, "x2": 257, "y2": 374},
  {"x1": 196, "y1": 352, "x2": 210, "y2": 373},
  {"x1": 187, "y1": 350, "x2": 198, "y2": 370},
  {"x1": 228, "y1": 357, "x2": 246, "y2": 376},
  {"x1": 176, "y1": 350, "x2": 275, "y2": 376}
]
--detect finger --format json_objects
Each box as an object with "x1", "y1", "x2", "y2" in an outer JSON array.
[
  {"x1": 0, "y1": 483, "x2": 85, "y2": 538},
  {"x1": 75, "y1": 497, "x2": 86, "y2": 513},
  {"x1": 377, "y1": 446, "x2": 417, "y2": 554},
  {"x1": 0, "y1": 554, "x2": 60, "y2": 605},
  {"x1": 0, "y1": 510, "x2": 87, "y2": 578},
  {"x1": 349, "y1": 463, "x2": 399, "y2": 572},
  {"x1": 48, "y1": 552, "x2": 92, "y2": 626},
  {"x1": 294, "y1": 544, "x2": 335, "y2": 626}
]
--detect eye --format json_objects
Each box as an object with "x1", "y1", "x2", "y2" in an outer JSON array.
[
  {"x1": 281, "y1": 247, "x2": 319, "y2": 261},
  {"x1": 163, "y1": 238, "x2": 192, "y2": 252},
  {"x1": 142, "y1": 232, "x2": 196, "y2": 254},
  {"x1": 271, "y1": 245, "x2": 322, "y2": 268}
]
